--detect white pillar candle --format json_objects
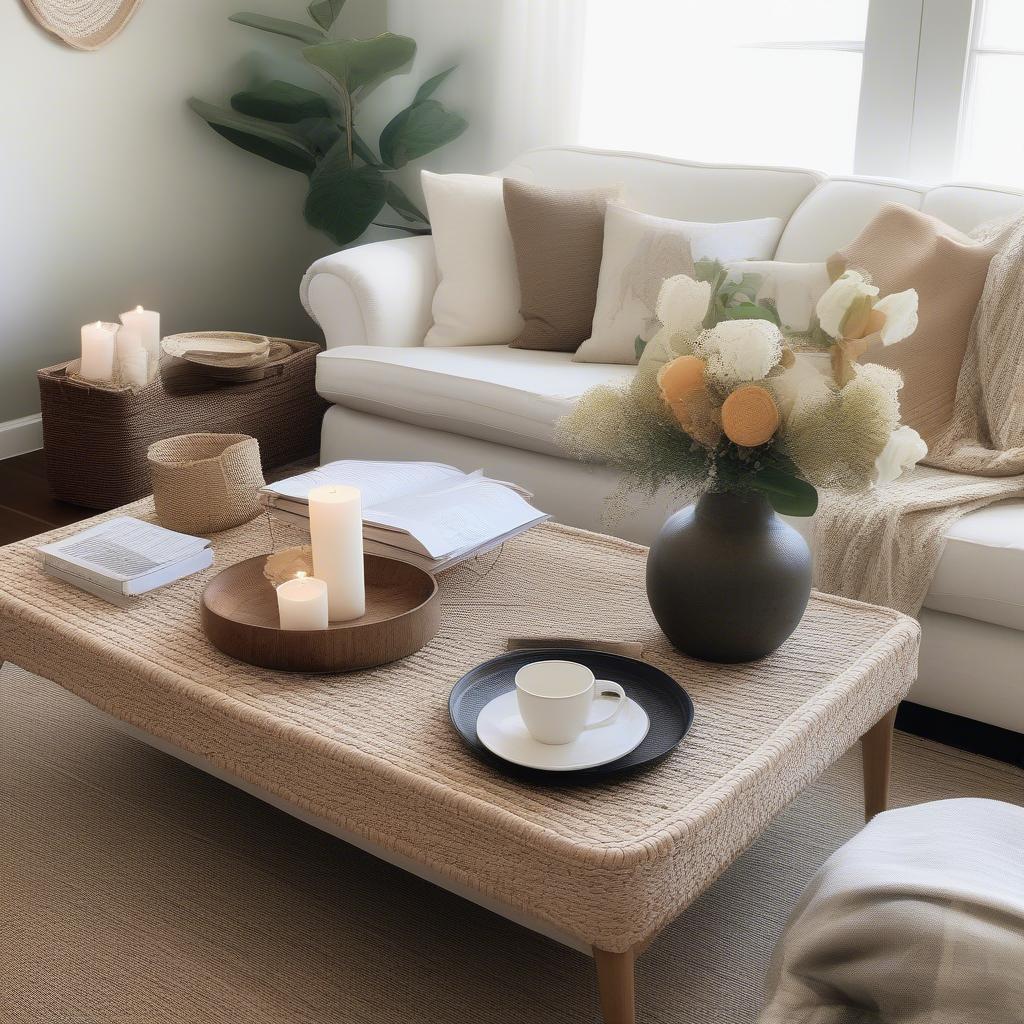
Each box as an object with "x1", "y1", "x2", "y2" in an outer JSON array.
[
  {"x1": 119, "y1": 305, "x2": 161, "y2": 382},
  {"x1": 115, "y1": 327, "x2": 148, "y2": 388},
  {"x1": 79, "y1": 321, "x2": 117, "y2": 382},
  {"x1": 276, "y1": 571, "x2": 329, "y2": 631},
  {"x1": 308, "y1": 484, "x2": 365, "y2": 622}
]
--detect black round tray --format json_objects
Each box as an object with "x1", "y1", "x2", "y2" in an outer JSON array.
[{"x1": 449, "y1": 648, "x2": 694, "y2": 784}]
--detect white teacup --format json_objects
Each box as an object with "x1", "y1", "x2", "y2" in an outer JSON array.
[{"x1": 514, "y1": 660, "x2": 627, "y2": 745}]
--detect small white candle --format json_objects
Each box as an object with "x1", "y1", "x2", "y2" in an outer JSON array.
[
  {"x1": 309, "y1": 484, "x2": 365, "y2": 622},
  {"x1": 115, "y1": 327, "x2": 148, "y2": 388},
  {"x1": 276, "y1": 571, "x2": 329, "y2": 631},
  {"x1": 119, "y1": 305, "x2": 160, "y2": 382},
  {"x1": 80, "y1": 321, "x2": 117, "y2": 382}
]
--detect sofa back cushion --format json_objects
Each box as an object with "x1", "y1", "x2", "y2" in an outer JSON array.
[{"x1": 499, "y1": 147, "x2": 823, "y2": 224}]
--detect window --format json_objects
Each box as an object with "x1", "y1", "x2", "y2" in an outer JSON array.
[
  {"x1": 958, "y1": 0, "x2": 1024, "y2": 183},
  {"x1": 577, "y1": 0, "x2": 1024, "y2": 187},
  {"x1": 579, "y1": 0, "x2": 869, "y2": 174}
]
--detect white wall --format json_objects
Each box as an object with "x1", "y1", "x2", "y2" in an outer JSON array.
[{"x1": 0, "y1": 0, "x2": 385, "y2": 427}]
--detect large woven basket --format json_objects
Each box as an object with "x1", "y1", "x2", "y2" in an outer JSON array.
[
  {"x1": 38, "y1": 338, "x2": 327, "y2": 510},
  {"x1": 149, "y1": 434, "x2": 264, "y2": 535}
]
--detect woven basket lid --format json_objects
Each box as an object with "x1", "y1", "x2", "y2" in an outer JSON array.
[{"x1": 21, "y1": 0, "x2": 143, "y2": 50}]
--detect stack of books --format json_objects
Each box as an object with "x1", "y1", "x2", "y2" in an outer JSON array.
[
  {"x1": 260, "y1": 460, "x2": 549, "y2": 573},
  {"x1": 38, "y1": 517, "x2": 213, "y2": 607}
]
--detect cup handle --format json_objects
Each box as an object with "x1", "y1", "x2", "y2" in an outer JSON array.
[{"x1": 583, "y1": 681, "x2": 627, "y2": 731}]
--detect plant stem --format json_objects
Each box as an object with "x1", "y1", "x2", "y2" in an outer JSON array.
[{"x1": 343, "y1": 88, "x2": 353, "y2": 163}]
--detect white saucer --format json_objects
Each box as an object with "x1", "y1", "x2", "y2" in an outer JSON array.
[{"x1": 476, "y1": 690, "x2": 650, "y2": 772}]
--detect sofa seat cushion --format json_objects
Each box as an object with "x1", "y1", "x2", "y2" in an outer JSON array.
[
  {"x1": 315, "y1": 345, "x2": 635, "y2": 458},
  {"x1": 789, "y1": 487, "x2": 1024, "y2": 631},
  {"x1": 927, "y1": 498, "x2": 1024, "y2": 631}
]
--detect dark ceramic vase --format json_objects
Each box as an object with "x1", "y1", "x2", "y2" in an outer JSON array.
[{"x1": 646, "y1": 489, "x2": 812, "y2": 663}]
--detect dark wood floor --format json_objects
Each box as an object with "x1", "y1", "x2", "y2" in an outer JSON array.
[
  {"x1": 2, "y1": 449, "x2": 1020, "y2": 768},
  {"x1": 0, "y1": 449, "x2": 93, "y2": 545}
]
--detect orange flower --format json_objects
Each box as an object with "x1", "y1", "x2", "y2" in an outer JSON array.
[
  {"x1": 658, "y1": 355, "x2": 706, "y2": 404},
  {"x1": 721, "y1": 385, "x2": 780, "y2": 447},
  {"x1": 658, "y1": 356, "x2": 721, "y2": 447}
]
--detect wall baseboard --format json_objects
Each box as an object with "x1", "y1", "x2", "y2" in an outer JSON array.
[{"x1": 0, "y1": 414, "x2": 43, "y2": 460}]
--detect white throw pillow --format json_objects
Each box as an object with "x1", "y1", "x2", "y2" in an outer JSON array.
[
  {"x1": 421, "y1": 170, "x2": 524, "y2": 347},
  {"x1": 726, "y1": 260, "x2": 831, "y2": 334},
  {"x1": 575, "y1": 205, "x2": 784, "y2": 364}
]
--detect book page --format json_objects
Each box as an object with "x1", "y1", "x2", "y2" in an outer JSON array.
[
  {"x1": 365, "y1": 481, "x2": 546, "y2": 559},
  {"x1": 38, "y1": 518, "x2": 208, "y2": 582},
  {"x1": 264, "y1": 460, "x2": 466, "y2": 509}
]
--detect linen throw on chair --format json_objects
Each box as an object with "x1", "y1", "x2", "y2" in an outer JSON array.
[
  {"x1": 21, "y1": 0, "x2": 143, "y2": 49},
  {"x1": 760, "y1": 799, "x2": 1024, "y2": 1024},
  {"x1": 811, "y1": 214, "x2": 1024, "y2": 615}
]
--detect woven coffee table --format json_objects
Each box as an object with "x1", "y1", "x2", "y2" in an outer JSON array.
[{"x1": 0, "y1": 502, "x2": 919, "y2": 1024}]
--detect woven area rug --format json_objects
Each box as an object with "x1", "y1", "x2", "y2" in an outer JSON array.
[{"x1": 2, "y1": 663, "x2": 1022, "y2": 1024}]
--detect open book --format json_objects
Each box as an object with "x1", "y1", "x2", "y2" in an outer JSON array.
[
  {"x1": 260, "y1": 461, "x2": 549, "y2": 573},
  {"x1": 38, "y1": 517, "x2": 213, "y2": 607}
]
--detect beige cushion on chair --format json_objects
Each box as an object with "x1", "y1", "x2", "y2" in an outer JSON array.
[
  {"x1": 831, "y1": 203, "x2": 996, "y2": 447},
  {"x1": 503, "y1": 179, "x2": 613, "y2": 353}
]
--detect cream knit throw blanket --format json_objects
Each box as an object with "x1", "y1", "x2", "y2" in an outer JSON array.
[{"x1": 812, "y1": 217, "x2": 1024, "y2": 615}]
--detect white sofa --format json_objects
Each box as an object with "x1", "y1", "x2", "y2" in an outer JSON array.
[{"x1": 301, "y1": 146, "x2": 1024, "y2": 735}]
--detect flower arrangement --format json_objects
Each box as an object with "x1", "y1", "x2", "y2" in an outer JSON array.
[{"x1": 559, "y1": 263, "x2": 928, "y2": 517}]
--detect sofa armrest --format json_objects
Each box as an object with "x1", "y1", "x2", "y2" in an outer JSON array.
[{"x1": 300, "y1": 235, "x2": 438, "y2": 349}]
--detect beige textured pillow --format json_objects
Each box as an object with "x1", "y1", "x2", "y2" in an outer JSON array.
[
  {"x1": 503, "y1": 179, "x2": 613, "y2": 352},
  {"x1": 832, "y1": 203, "x2": 996, "y2": 445},
  {"x1": 576, "y1": 205, "x2": 784, "y2": 364}
]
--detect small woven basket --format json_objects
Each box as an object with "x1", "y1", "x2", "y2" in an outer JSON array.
[{"x1": 148, "y1": 433, "x2": 265, "y2": 535}]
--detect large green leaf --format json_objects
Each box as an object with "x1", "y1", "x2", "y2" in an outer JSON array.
[
  {"x1": 304, "y1": 34, "x2": 417, "y2": 95},
  {"x1": 231, "y1": 80, "x2": 332, "y2": 123},
  {"x1": 308, "y1": 0, "x2": 345, "y2": 30},
  {"x1": 292, "y1": 117, "x2": 343, "y2": 158},
  {"x1": 304, "y1": 140, "x2": 387, "y2": 244},
  {"x1": 379, "y1": 99, "x2": 467, "y2": 169},
  {"x1": 385, "y1": 181, "x2": 427, "y2": 223},
  {"x1": 746, "y1": 467, "x2": 819, "y2": 517},
  {"x1": 413, "y1": 65, "x2": 457, "y2": 104},
  {"x1": 189, "y1": 98, "x2": 315, "y2": 173},
  {"x1": 228, "y1": 13, "x2": 326, "y2": 43}
]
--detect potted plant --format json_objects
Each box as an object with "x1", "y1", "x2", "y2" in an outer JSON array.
[{"x1": 189, "y1": 1, "x2": 467, "y2": 245}]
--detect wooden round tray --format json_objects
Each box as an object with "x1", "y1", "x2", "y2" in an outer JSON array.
[{"x1": 201, "y1": 554, "x2": 440, "y2": 672}]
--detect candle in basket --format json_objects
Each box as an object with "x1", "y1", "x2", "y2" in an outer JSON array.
[
  {"x1": 276, "y1": 571, "x2": 329, "y2": 630},
  {"x1": 119, "y1": 305, "x2": 160, "y2": 381},
  {"x1": 79, "y1": 321, "x2": 117, "y2": 382},
  {"x1": 308, "y1": 484, "x2": 365, "y2": 621},
  {"x1": 115, "y1": 327, "x2": 148, "y2": 388}
]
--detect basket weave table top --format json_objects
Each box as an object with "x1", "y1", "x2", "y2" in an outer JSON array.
[{"x1": 0, "y1": 501, "x2": 920, "y2": 952}]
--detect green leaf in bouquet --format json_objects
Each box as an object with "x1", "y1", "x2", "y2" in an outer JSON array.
[
  {"x1": 304, "y1": 34, "x2": 417, "y2": 95},
  {"x1": 635, "y1": 335, "x2": 648, "y2": 361},
  {"x1": 720, "y1": 301, "x2": 782, "y2": 326},
  {"x1": 693, "y1": 258, "x2": 725, "y2": 285},
  {"x1": 229, "y1": 13, "x2": 326, "y2": 43},
  {"x1": 188, "y1": 98, "x2": 316, "y2": 173},
  {"x1": 839, "y1": 293, "x2": 874, "y2": 340},
  {"x1": 303, "y1": 139, "x2": 387, "y2": 244},
  {"x1": 308, "y1": 0, "x2": 346, "y2": 31},
  {"x1": 747, "y1": 465, "x2": 819, "y2": 517},
  {"x1": 379, "y1": 98, "x2": 467, "y2": 169},
  {"x1": 231, "y1": 80, "x2": 332, "y2": 123}
]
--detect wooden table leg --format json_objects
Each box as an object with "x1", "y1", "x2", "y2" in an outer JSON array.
[
  {"x1": 594, "y1": 947, "x2": 636, "y2": 1024},
  {"x1": 861, "y1": 707, "x2": 897, "y2": 822}
]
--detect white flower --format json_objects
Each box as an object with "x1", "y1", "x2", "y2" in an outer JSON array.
[
  {"x1": 769, "y1": 352, "x2": 834, "y2": 420},
  {"x1": 873, "y1": 289, "x2": 919, "y2": 345},
  {"x1": 655, "y1": 275, "x2": 711, "y2": 335},
  {"x1": 873, "y1": 425, "x2": 928, "y2": 486},
  {"x1": 695, "y1": 318, "x2": 783, "y2": 386},
  {"x1": 815, "y1": 270, "x2": 879, "y2": 339}
]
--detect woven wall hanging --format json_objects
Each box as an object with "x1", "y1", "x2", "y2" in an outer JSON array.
[{"x1": 21, "y1": 0, "x2": 144, "y2": 50}]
